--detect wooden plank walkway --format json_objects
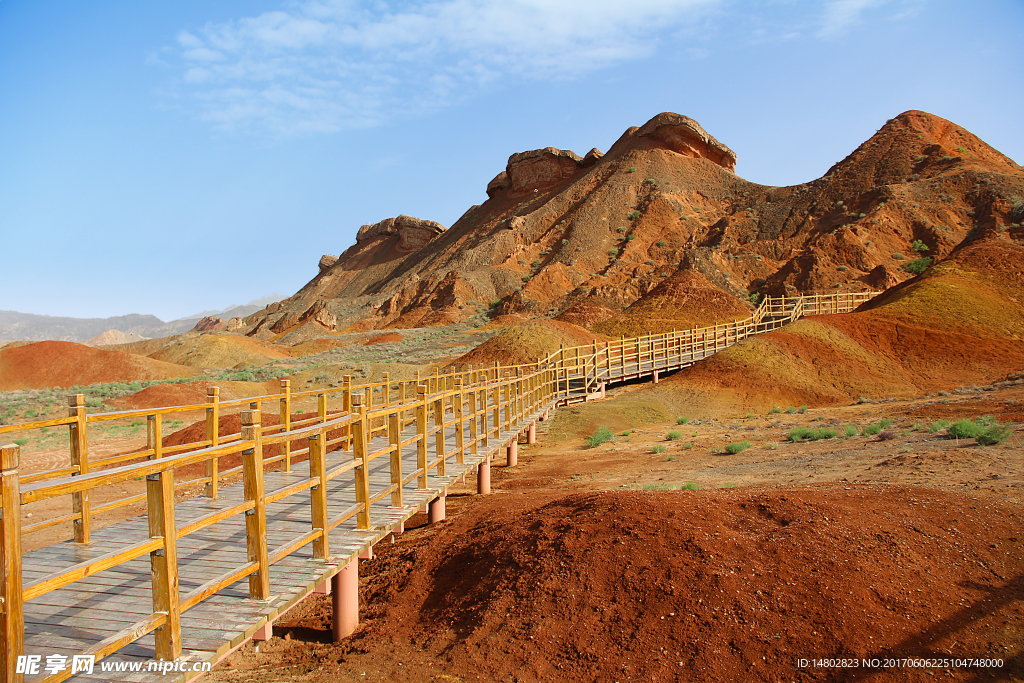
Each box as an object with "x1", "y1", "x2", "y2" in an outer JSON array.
[{"x1": 18, "y1": 398, "x2": 553, "y2": 683}]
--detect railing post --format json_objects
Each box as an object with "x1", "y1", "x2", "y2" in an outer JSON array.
[
  {"x1": 1, "y1": 444, "x2": 24, "y2": 683},
  {"x1": 241, "y1": 410, "x2": 269, "y2": 600},
  {"x1": 318, "y1": 392, "x2": 328, "y2": 425},
  {"x1": 147, "y1": 465, "x2": 182, "y2": 660},
  {"x1": 388, "y1": 412, "x2": 403, "y2": 507},
  {"x1": 352, "y1": 396, "x2": 371, "y2": 530},
  {"x1": 416, "y1": 386, "x2": 429, "y2": 489},
  {"x1": 342, "y1": 375, "x2": 353, "y2": 450},
  {"x1": 468, "y1": 383, "x2": 479, "y2": 455},
  {"x1": 398, "y1": 380, "x2": 407, "y2": 430},
  {"x1": 454, "y1": 378, "x2": 465, "y2": 465},
  {"x1": 67, "y1": 394, "x2": 91, "y2": 543},
  {"x1": 147, "y1": 414, "x2": 163, "y2": 460},
  {"x1": 492, "y1": 379, "x2": 500, "y2": 439},
  {"x1": 382, "y1": 372, "x2": 391, "y2": 408},
  {"x1": 280, "y1": 379, "x2": 292, "y2": 473},
  {"x1": 433, "y1": 389, "x2": 446, "y2": 477},
  {"x1": 479, "y1": 382, "x2": 488, "y2": 448},
  {"x1": 308, "y1": 431, "x2": 329, "y2": 560},
  {"x1": 502, "y1": 373, "x2": 511, "y2": 432},
  {"x1": 205, "y1": 387, "x2": 220, "y2": 498}
]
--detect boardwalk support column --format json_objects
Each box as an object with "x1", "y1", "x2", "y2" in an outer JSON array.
[
  {"x1": 653, "y1": 370, "x2": 659, "y2": 384},
  {"x1": 241, "y1": 410, "x2": 270, "y2": 600},
  {"x1": 1, "y1": 444, "x2": 24, "y2": 683},
  {"x1": 147, "y1": 465, "x2": 182, "y2": 660},
  {"x1": 477, "y1": 456, "x2": 491, "y2": 495},
  {"x1": 527, "y1": 422, "x2": 536, "y2": 444},
  {"x1": 280, "y1": 379, "x2": 292, "y2": 473},
  {"x1": 506, "y1": 438, "x2": 518, "y2": 467},
  {"x1": 332, "y1": 560, "x2": 359, "y2": 641},
  {"x1": 428, "y1": 492, "x2": 446, "y2": 524}
]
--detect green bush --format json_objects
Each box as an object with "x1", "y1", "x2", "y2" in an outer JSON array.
[
  {"x1": 725, "y1": 440, "x2": 752, "y2": 454},
  {"x1": 843, "y1": 425, "x2": 858, "y2": 437},
  {"x1": 682, "y1": 481, "x2": 699, "y2": 490},
  {"x1": 14, "y1": 438, "x2": 28, "y2": 446},
  {"x1": 879, "y1": 418, "x2": 892, "y2": 429},
  {"x1": 652, "y1": 444, "x2": 667, "y2": 454},
  {"x1": 903, "y1": 257, "x2": 932, "y2": 275},
  {"x1": 586, "y1": 427, "x2": 616, "y2": 448},
  {"x1": 947, "y1": 419, "x2": 983, "y2": 440},
  {"x1": 620, "y1": 430, "x2": 631, "y2": 437},
  {"x1": 608, "y1": 248, "x2": 619, "y2": 256},
  {"x1": 616, "y1": 226, "x2": 627, "y2": 233},
  {"x1": 862, "y1": 423, "x2": 882, "y2": 436},
  {"x1": 769, "y1": 406, "x2": 782, "y2": 414},
  {"x1": 976, "y1": 424, "x2": 1011, "y2": 446},
  {"x1": 786, "y1": 406, "x2": 796, "y2": 414},
  {"x1": 788, "y1": 427, "x2": 837, "y2": 442},
  {"x1": 928, "y1": 419, "x2": 950, "y2": 434},
  {"x1": 656, "y1": 240, "x2": 667, "y2": 247},
  {"x1": 682, "y1": 442, "x2": 694, "y2": 450},
  {"x1": 628, "y1": 167, "x2": 636, "y2": 173},
  {"x1": 666, "y1": 431, "x2": 683, "y2": 441},
  {"x1": 628, "y1": 210, "x2": 641, "y2": 220},
  {"x1": 676, "y1": 416, "x2": 689, "y2": 424},
  {"x1": 912, "y1": 239, "x2": 929, "y2": 252}
]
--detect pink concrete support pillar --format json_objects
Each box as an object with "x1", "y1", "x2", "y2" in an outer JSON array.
[
  {"x1": 314, "y1": 579, "x2": 330, "y2": 594},
  {"x1": 428, "y1": 492, "x2": 446, "y2": 524},
  {"x1": 541, "y1": 409, "x2": 550, "y2": 422},
  {"x1": 527, "y1": 422, "x2": 537, "y2": 444},
  {"x1": 477, "y1": 457, "x2": 491, "y2": 495},
  {"x1": 599, "y1": 383, "x2": 606, "y2": 399},
  {"x1": 506, "y1": 439, "x2": 518, "y2": 467},
  {"x1": 332, "y1": 561, "x2": 359, "y2": 642},
  {"x1": 253, "y1": 621, "x2": 273, "y2": 641},
  {"x1": 359, "y1": 546, "x2": 373, "y2": 561},
  {"x1": 653, "y1": 370, "x2": 660, "y2": 384}
]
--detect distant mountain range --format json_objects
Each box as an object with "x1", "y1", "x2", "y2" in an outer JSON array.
[{"x1": 0, "y1": 295, "x2": 285, "y2": 343}]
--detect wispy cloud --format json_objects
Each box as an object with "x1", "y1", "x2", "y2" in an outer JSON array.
[
  {"x1": 163, "y1": 0, "x2": 721, "y2": 135},
  {"x1": 161, "y1": 0, "x2": 927, "y2": 135}
]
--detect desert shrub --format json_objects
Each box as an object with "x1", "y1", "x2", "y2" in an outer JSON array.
[
  {"x1": 682, "y1": 442, "x2": 694, "y2": 450},
  {"x1": 749, "y1": 292, "x2": 763, "y2": 306},
  {"x1": 843, "y1": 425, "x2": 858, "y2": 437},
  {"x1": 799, "y1": 405, "x2": 808, "y2": 414},
  {"x1": 725, "y1": 440, "x2": 752, "y2": 454},
  {"x1": 628, "y1": 210, "x2": 641, "y2": 220},
  {"x1": 644, "y1": 178, "x2": 657, "y2": 185},
  {"x1": 878, "y1": 430, "x2": 897, "y2": 441},
  {"x1": 879, "y1": 418, "x2": 892, "y2": 429},
  {"x1": 644, "y1": 259, "x2": 654, "y2": 265},
  {"x1": 837, "y1": 265, "x2": 848, "y2": 271},
  {"x1": 586, "y1": 427, "x2": 616, "y2": 448},
  {"x1": 788, "y1": 427, "x2": 837, "y2": 442},
  {"x1": 626, "y1": 235, "x2": 636, "y2": 241},
  {"x1": 682, "y1": 481, "x2": 699, "y2": 490},
  {"x1": 946, "y1": 419, "x2": 983, "y2": 440},
  {"x1": 769, "y1": 406, "x2": 782, "y2": 414},
  {"x1": 608, "y1": 248, "x2": 619, "y2": 257},
  {"x1": 656, "y1": 240, "x2": 667, "y2": 247},
  {"x1": 14, "y1": 438, "x2": 28, "y2": 446},
  {"x1": 786, "y1": 406, "x2": 796, "y2": 414},
  {"x1": 862, "y1": 423, "x2": 882, "y2": 436},
  {"x1": 912, "y1": 239, "x2": 929, "y2": 252},
  {"x1": 652, "y1": 444, "x2": 667, "y2": 454},
  {"x1": 665, "y1": 455, "x2": 676, "y2": 461},
  {"x1": 531, "y1": 259, "x2": 542, "y2": 267},
  {"x1": 628, "y1": 167, "x2": 636, "y2": 173},
  {"x1": 676, "y1": 416, "x2": 689, "y2": 424},
  {"x1": 891, "y1": 252, "x2": 905, "y2": 260},
  {"x1": 616, "y1": 226, "x2": 627, "y2": 233},
  {"x1": 666, "y1": 431, "x2": 683, "y2": 441},
  {"x1": 620, "y1": 430, "x2": 631, "y2": 437},
  {"x1": 903, "y1": 257, "x2": 932, "y2": 274},
  {"x1": 976, "y1": 424, "x2": 1011, "y2": 446}
]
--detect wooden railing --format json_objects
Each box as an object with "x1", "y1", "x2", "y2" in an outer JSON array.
[{"x1": 0, "y1": 289, "x2": 875, "y2": 681}]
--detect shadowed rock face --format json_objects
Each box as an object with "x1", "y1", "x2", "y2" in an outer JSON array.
[
  {"x1": 506, "y1": 147, "x2": 584, "y2": 193},
  {"x1": 356, "y1": 215, "x2": 446, "y2": 252},
  {"x1": 487, "y1": 171, "x2": 510, "y2": 198},
  {"x1": 636, "y1": 112, "x2": 737, "y2": 172}
]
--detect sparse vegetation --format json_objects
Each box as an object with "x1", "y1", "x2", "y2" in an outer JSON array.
[
  {"x1": 627, "y1": 210, "x2": 641, "y2": 220},
  {"x1": 666, "y1": 430, "x2": 683, "y2": 441},
  {"x1": 976, "y1": 424, "x2": 1011, "y2": 446},
  {"x1": 911, "y1": 239, "x2": 929, "y2": 252},
  {"x1": 843, "y1": 425, "x2": 858, "y2": 437},
  {"x1": 769, "y1": 406, "x2": 782, "y2": 414},
  {"x1": 652, "y1": 444, "x2": 667, "y2": 454},
  {"x1": 676, "y1": 416, "x2": 689, "y2": 424},
  {"x1": 788, "y1": 427, "x2": 837, "y2": 442},
  {"x1": 725, "y1": 440, "x2": 752, "y2": 454},
  {"x1": 903, "y1": 257, "x2": 932, "y2": 274},
  {"x1": 656, "y1": 240, "x2": 667, "y2": 247},
  {"x1": 586, "y1": 427, "x2": 616, "y2": 448},
  {"x1": 862, "y1": 423, "x2": 882, "y2": 436}
]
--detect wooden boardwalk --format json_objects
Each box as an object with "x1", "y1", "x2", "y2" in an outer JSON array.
[{"x1": 0, "y1": 291, "x2": 877, "y2": 683}]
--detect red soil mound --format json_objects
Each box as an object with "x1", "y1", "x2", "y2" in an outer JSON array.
[
  {"x1": 453, "y1": 319, "x2": 602, "y2": 367},
  {"x1": 267, "y1": 485, "x2": 1023, "y2": 682},
  {"x1": 593, "y1": 268, "x2": 751, "y2": 336},
  {"x1": 0, "y1": 340, "x2": 197, "y2": 391},
  {"x1": 108, "y1": 379, "x2": 281, "y2": 411},
  {"x1": 363, "y1": 332, "x2": 403, "y2": 346}
]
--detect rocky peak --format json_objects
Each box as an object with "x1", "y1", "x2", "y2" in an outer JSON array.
[
  {"x1": 506, "y1": 147, "x2": 584, "y2": 193},
  {"x1": 319, "y1": 254, "x2": 338, "y2": 272},
  {"x1": 634, "y1": 112, "x2": 737, "y2": 172},
  {"x1": 355, "y1": 215, "x2": 446, "y2": 252}
]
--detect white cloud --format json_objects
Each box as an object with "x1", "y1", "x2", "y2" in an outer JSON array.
[
  {"x1": 817, "y1": 0, "x2": 883, "y2": 37},
  {"x1": 165, "y1": 0, "x2": 721, "y2": 135}
]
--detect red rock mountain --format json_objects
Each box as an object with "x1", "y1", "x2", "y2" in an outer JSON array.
[{"x1": 241, "y1": 111, "x2": 1023, "y2": 341}]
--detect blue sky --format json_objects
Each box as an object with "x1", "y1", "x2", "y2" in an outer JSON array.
[{"x1": 1, "y1": 1, "x2": 1021, "y2": 321}]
